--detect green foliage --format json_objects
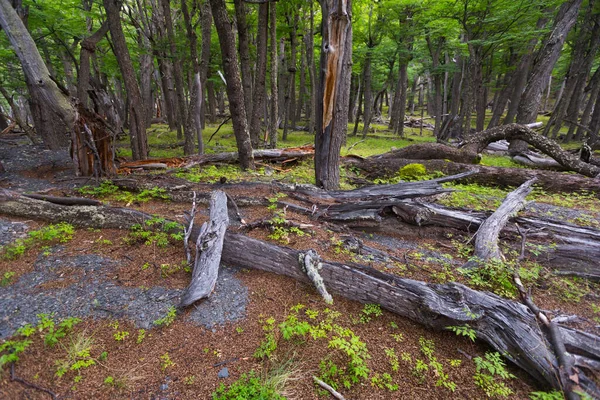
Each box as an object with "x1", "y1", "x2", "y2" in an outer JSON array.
[
  {"x1": 153, "y1": 306, "x2": 177, "y2": 327},
  {"x1": 529, "y1": 391, "x2": 564, "y2": 400},
  {"x1": 78, "y1": 181, "x2": 170, "y2": 203},
  {"x1": 473, "y1": 352, "x2": 515, "y2": 398},
  {"x1": 2, "y1": 223, "x2": 75, "y2": 259},
  {"x1": 254, "y1": 317, "x2": 278, "y2": 360},
  {"x1": 38, "y1": 314, "x2": 82, "y2": 347},
  {"x1": 359, "y1": 303, "x2": 383, "y2": 323},
  {"x1": 1, "y1": 271, "x2": 15, "y2": 286},
  {"x1": 370, "y1": 372, "x2": 398, "y2": 391},
  {"x1": 324, "y1": 326, "x2": 371, "y2": 389},
  {"x1": 212, "y1": 371, "x2": 286, "y2": 400},
  {"x1": 125, "y1": 216, "x2": 183, "y2": 248},
  {"x1": 55, "y1": 332, "x2": 96, "y2": 378},
  {"x1": 459, "y1": 260, "x2": 541, "y2": 298},
  {"x1": 446, "y1": 324, "x2": 477, "y2": 342},
  {"x1": 550, "y1": 277, "x2": 590, "y2": 303},
  {"x1": 113, "y1": 331, "x2": 129, "y2": 341},
  {"x1": 397, "y1": 163, "x2": 428, "y2": 181},
  {"x1": 136, "y1": 329, "x2": 146, "y2": 344},
  {"x1": 160, "y1": 352, "x2": 175, "y2": 370},
  {"x1": 279, "y1": 314, "x2": 311, "y2": 340},
  {"x1": 0, "y1": 339, "x2": 32, "y2": 370},
  {"x1": 384, "y1": 348, "x2": 399, "y2": 372}
]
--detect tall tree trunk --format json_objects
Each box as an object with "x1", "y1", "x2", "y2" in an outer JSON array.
[
  {"x1": 209, "y1": 0, "x2": 255, "y2": 170},
  {"x1": 0, "y1": 86, "x2": 38, "y2": 143},
  {"x1": 288, "y1": 11, "x2": 299, "y2": 131},
  {"x1": 269, "y1": 0, "x2": 278, "y2": 149},
  {"x1": 0, "y1": 0, "x2": 74, "y2": 149},
  {"x1": 509, "y1": 0, "x2": 583, "y2": 154},
  {"x1": 352, "y1": 81, "x2": 363, "y2": 137},
  {"x1": 77, "y1": 21, "x2": 109, "y2": 108},
  {"x1": 487, "y1": 52, "x2": 518, "y2": 128},
  {"x1": 503, "y1": 15, "x2": 548, "y2": 125},
  {"x1": 426, "y1": 36, "x2": 444, "y2": 136},
  {"x1": 161, "y1": 0, "x2": 190, "y2": 146},
  {"x1": 234, "y1": 0, "x2": 253, "y2": 120},
  {"x1": 361, "y1": 50, "x2": 373, "y2": 138},
  {"x1": 315, "y1": 0, "x2": 352, "y2": 190},
  {"x1": 104, "y1": 0, "x2": 148, "y2": 160},
  {"x1": 546, "y1": 11, "x2": 599, "y2": 139},
  {"x1": 307, "y1": 1, "x2": 316, "y2": 135},
  {"x1": 296, "y1": 35, "x2": 306, "y2": 124},
  {"x1": 200, "y1": 0, "x2": 213, "y2": 127},
  {"x1": 575, "y1": 67, "x2": 600, "y2": 140},
  {"x1": 181, "y1": 0, "x2": 203, "y2": 154},
  {"x1": 249, "y1": 3, "x2": 268, "y2": 147}
]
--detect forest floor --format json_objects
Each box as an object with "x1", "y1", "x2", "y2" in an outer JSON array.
[{"x1": 0, "y1": 124, "x2": 599, "y2": 399}]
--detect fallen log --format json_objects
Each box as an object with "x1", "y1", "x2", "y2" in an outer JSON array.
[
  {"x1": 357, "y1": 123, "x2": 600, "y2": 177},
  {"x1": 344, "y1": 157, "x2": 600, "y2": 195},
  {"x1": 179, "y1": 191, "x2": 228, "y2": 307},
  {"x1": 23, "y1": 194, "x2": 102, "y2": 206},
  {"x1": 183, "y1": 146, "x2": 315, "y2": 168},
  {"x1": 0, "y1": 191, "x2": 599, "y2": 397},
  {"x1": 463, "y1": 178, "x2": 536, "y2": 268}
]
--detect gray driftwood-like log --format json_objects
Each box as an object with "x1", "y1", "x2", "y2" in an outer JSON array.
[
  {"x1": 182, "y1": 146, "x2": 315, "y2": 168},
  {"x1": 22, "y1": 194, "x2": 102, "y2": 206},
  {"x1": 299, "y1": 250, "x2": 333, "y2": 304},
  {"x1": 463, "y1": 178, "x2": 536, "y2": 269},
  {"x1": 1, "y1": 192, "x2": 599, "y2": 397},
  {"x1": 179, "y1": 190, "x2": 229, "y2": 308}
]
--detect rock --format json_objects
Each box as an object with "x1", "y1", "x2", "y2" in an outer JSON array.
[{"x1": 218, "y1": 367, "x2": 229, "y2": 379}]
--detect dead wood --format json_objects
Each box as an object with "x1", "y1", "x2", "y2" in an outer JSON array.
[
  {"x1": 463, "y1": 178, "x2": 536, "y2": 269},
  {"x1": 23, "y1": 193, "x2": 102, "y2": 206},
  {"x1": 344, "y1": 157, "x2": 600, "y2": 195},
  {"x1": 313, "y1": 376, "x2": 346, "y2": 400},
  {"x1": 0, "y1": 192, "x2": 599, "y2": 396},
  {"x1": 179, "y1": 190, "x2": 229, "y2": 308},
  {"x1": 183, "y1": 145, "x2": 315, "y2": 168},
  {"x1": 354, "y1": 123, "x2": 600, "y2": 177},
  {"x1": 10, "y1": 363, "x2": 57, "y2": 400}
]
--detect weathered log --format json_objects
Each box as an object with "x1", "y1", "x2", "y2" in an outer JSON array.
[
  {"x1": 0, "y1": 192, "x2": 598, "y2": 396},
  {"x1": 463, "y1": 178, "x2": 536, "y2": 268},
  {"x1": 179, "y1": 191, "x2": 228, "y2": 308},
  {"x1": 356, "y1": 123, "x2": 600, "y2": 177},
  {"x1": 183, "y1": 146, "x2": 315, "y2": 168},
  {"x1": 344, "y1": 157, "x2": 600, "y2": 195},
  {"x1": 22, "y1": 194, "x2": 103, "y2": 206}
]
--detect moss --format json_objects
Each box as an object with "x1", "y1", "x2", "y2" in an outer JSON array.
[{"x1": 397, "y1": 163, "x2": 428, "y2": 181}]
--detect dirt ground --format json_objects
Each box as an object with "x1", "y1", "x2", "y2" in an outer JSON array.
[{"x1": 1, "y1": 141, "x2": 599, "y2": 399}]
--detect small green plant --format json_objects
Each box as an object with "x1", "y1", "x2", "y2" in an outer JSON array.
[
  {"x1": 235, "y1": 326, "x2": 244, "y2": 334},
  {"x1": 153, "y1": 306, "x2": 177, "y2": 327},
  {"x1": 1, "y1": 271, "x2": 15, "y2": 286},
  {"x1": 38, "y1": 314, "x2": 81, "y2": 347},
  {"x1": 125, "y1": 217, "x2": 183, "y2": 248},
  {"x1": 160, "y1": 352, "x2": 175, "y2": 370},
  {"x1": 2, "y1": 223, "x2": 75, "y2": 259},
  {"x1": 446, "y1": 324, "x2": 477, "y2": 342},
  {"x1": 321, "y1": 326, "x2": 371, "y2": 390},
  {"x1": 389, "y1": 321, "x2": 399, "y2": 329},
  {"x1": 391, "y1": 333, "x2": 404, "y2": 343},
  {"x1": 254, "y1": 317, "x2": 277, "y2": 359},
  {"x1": 212, "y1": 370, "x2": 286, "y2": 400},
  {"x1": 370, "y1": 372, "x2": 398, "y2": 391},
  {"x1": 384, "y1": 348, "x2": 399, "y2": 372},
  {"x1": 136, "y1": 329, "x2": 146, "y2": 344},
  {"x1": 184, "y1": 375, "x2": 195, "y2": 385},
  {"x1": 113, "y1": 331, "x2": 129, "y2": 341},
  {"x1": 0, "y1": 339, "x2": 32, "y2": 369},
  {"x1": 397, "y1": 163, "x2": 428, "y2": 181},
  {"x1": 529, "y1": 390, "x2": 565, "y2": 399},
  {"x1": 99, "y1": 351, "x2": 108, "y2": 361},
  {"x1": 104, "y1": 376, "x2": 115, "y2": 386},
  {"x1": 473, "y1": 352, "x2": 515, "y2": 398},
  {"x1": 55, "y1": 332, "x2": 96, "y2": 378},
  {"x1": 360, "y1": 303, "x2": 383, "y2": 324}
]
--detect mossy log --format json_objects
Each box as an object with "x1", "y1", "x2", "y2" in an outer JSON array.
[{"x1": 0, "y1": 190, "x2": 599, "y2": 398}]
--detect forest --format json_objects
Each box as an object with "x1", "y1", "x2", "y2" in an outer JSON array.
[{"x1": 1, "y1": 0, "x2": 600, "y2": 398}]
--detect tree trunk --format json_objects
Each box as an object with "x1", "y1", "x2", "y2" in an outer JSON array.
[
  {"x1": 426, "y1": 36, "x2": 444, "y2": 137},
  {"x1": 307, "y1": 1, "x2": 316, "y2": 135},
  {"x1": 315, "y1": 0, "x2": 352, "y2": 190},
  {"x1": 161, "y1": 0, "x2": 190, "y2": 147},
  {"x1": 576, "y1": 67, "x2": 600, "y2": 140},
  {"x1": 77, "y1": 21, "x2": 109, "y2": 108},
  {"x1": 288, "y1": 11, "x2": 298, "y2": 132},
  {"x1": 509, "y1": 0, "x2": 582, "y2": 154},
  {"x1": 296, "y1": 35, "x2": 306, "y2": 124},
  {"x1": 268, "y1": 0, "x2": 278, "y2": 149},
  {"x1": 360, "y1": 50, "x2": 373, "y2": 138},
  {"x1": 487, "y1": 52, "x2": 518, "y2": 129},
  {"x1": 0, "y1": 0, "x2": 74, "y2": 150},
  {"x1": 209, "y1": 0, "x2": 254, "y2": 170},
  {"x1": 249, "y1": 3, "x2": 268, "y2": 147},
  {"x1": 199, "y1": 0, "x2": 212, "y2": 128},
  {"x1": 181, "y1": 0, "x2": 203, "y2": 154},
  {"x1": 234, "y1": 0, "x2": 253, "y2": 121}
]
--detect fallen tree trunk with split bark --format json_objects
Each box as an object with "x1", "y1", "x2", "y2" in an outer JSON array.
[{"x1": 0, "y1": 190, "x2": 599, "y2": 398}]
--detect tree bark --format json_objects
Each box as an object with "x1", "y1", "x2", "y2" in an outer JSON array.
[
  {"x1": 509, "y1": 0, "x2": 582, "y2": 154},
  {"x1": 0, "y1": 0, "x2": 74, "y2": 149},
  {"x1": 209, "y1": 0, "x2": 254, "y2": 170},
  {"x1": 233, "y1": 0, "x2": 253, "y2": 120},
  {"x1": 104, "y1": 0, "x2": 148, "y2": 160},
  {"x1": 77, "y1": 21, "x2": 109, "y2": 108},
  {"x1": 315, "y1": 0, "x2": 352, "y2": 190},
  {"x1": 249, "y1": 3, "x2": 268, "y2": 148},
  {"x1": 268, "y1": 0, "x2": 278, "y2": 149}
]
